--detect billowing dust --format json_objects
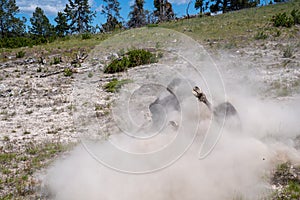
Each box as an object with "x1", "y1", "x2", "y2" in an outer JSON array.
[
  {"x1": 43, "y1": 29, "x2": 300, "y2": 200},
  {"x1": 44, "y1": 75, "x2": 300, "y2": 200}
]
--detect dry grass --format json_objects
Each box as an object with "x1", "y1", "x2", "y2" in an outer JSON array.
[{"x1": 160, "y1": 1, "x2": 300, "y2": 48}]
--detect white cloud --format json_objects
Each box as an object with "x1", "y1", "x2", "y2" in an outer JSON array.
[
  {"x1": 169, "y1": 0, "x2": 191, "y2": 5},
  {"x1": 17, "y1": 0, "x2": 68, "y2": 16}
]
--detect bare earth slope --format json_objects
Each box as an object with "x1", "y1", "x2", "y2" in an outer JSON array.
[{"x1": 1, "y1": 4, "x2": 300, "y2": 199}]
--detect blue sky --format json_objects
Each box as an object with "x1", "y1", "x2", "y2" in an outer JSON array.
[{"x1": 16, "y1": 0, "x2": 200, "y2": 27}]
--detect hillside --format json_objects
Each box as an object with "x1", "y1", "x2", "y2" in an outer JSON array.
[
  {"x1": 1, "y1": 1, "x2": 300, "y2": 199},
  {"x1": 161, "y1": 0, "x2": 300, "y2": 48}
]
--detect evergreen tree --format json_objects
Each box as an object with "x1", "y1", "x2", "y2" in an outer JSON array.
[
  {"x1": 209, "y1": 0, "x2": 258, "y2": 13},
  {"x1": 101, "y1": 0, "x2": 123, "y2": 32},
  {"x1": 229, "y1": 0, "x2": 258, "y2": 11},
  {"x1": 0, "y1": 0, "x2": 26, "y2": 37},
  {"x1": 127, "y1": 0, "x2": 147, "y2": 28},
  {"x1": 195, "y1": 0, "x2": 204, "y2": 14},
  {"x1": 154, "y1": 0, "x2": 174, "y2": 22},
  {"x1": 64, "y1": 0, "x2": 95, "y2": 33},
  {"x1": 29, "y1": 7, "x2": 53, "y2": 37},
  {"x1": 54, "y1": 11, "x2": 69, "y2": 37}
]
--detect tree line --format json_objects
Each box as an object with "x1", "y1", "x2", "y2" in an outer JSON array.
[{"x1": 0, "y1": 0, "x2": 279, "y2": 48}]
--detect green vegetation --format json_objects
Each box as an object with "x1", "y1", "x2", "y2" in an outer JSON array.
[
  {"x1": 272, "y1": 12, "x2": 295, "y2": 28},
  {"x1": 104, "y1": 49, "x2": 158, "y2": 74},
  {"x1": 0, "y1": 33, "x2": 111, "y2": 62},
  {"x1": 104, "y1": 57, "x2": 130, "y2": 73},
  {"x1": 100, "y1": 0, "x2": 123, "y2": 32},
  {"x1": 30, "y1": 7, "x2": 54, "y2": 37},
  {"x1": 147, "y1": 24, "x2": 159, "y2": 28},
  {"x1": 254, "y1": 31, "x2": 268, "y2": 40},
  {"x1": 272, "y1": 162, "x2": 300, "y2": 200},
  {"x1": 0, "y1": 1, "x2": 300, "y2": 199},
  {"x1": 160, "y1": 1, "x2": 300, "y2": 47},
  {"x1": 0, "y1": 141, "x2": 72, "y2": 198},
  {"x1": 64, "y1": 68, "x2": 73, "y2": 77},
  {"x1": 276, "y1": 162, "x2": 290, "y2": 172},
  {"x1": 23, "y1": 131, "x2": 31, "y2": 135},
  {"x1": 16, "y1": 51, "x2": 25, "y2": 58},
  {"x1": 291, "y1": 9, "x2": 300, "y2": 24},
  {"x1": 64, "y1": 0, "x2": 95, "y2": 34},
  {"x1": 81, "y1": 33, "x2": 92, "y2": 40},
  {"x1": 51, "y1": 56, "x2": 62, "y2": 65},
  {"x1": 104, "y1": 78, "x2": 132, "y2": 93},
  {"x1": 0, "y1": 153, "x2": 17, "y2": 164},
  {"x1": 0, "y1": 35, "x2": 50, "y2": 48},
  {"x1": 271, "y1": 9, "x2": 300, "y2": 28}
]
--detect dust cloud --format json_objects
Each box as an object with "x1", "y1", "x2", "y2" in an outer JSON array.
[
  {"x1": 43, "y1": 72, "x2": 300, "y2": 200},
  {"x1": 42, "y1": 28, "x2": 300, "y2": 200}
]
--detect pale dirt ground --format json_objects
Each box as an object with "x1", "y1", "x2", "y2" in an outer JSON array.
[{"x1": 0, "y1": 27, "x2": 299, "y2": 199}]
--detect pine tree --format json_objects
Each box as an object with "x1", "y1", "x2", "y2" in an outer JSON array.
[
  {"x1": 209, "y1": 0, "x2": 258, "y2": 13},
  {"x1": 127, "y1": 0, "x2": 147, "y2": 28},
  {"x1": 0, "y1": 0, "x2": 26, "y2": 37},
  {"x1": 101, "y1": 0, "x2": 123, "y2": 32},
  {"x1": 229, "y1": 0, "x2": 258, "y2": 11},
  {"x1": 64, "y1": 0, "x2": 95, "y2": 33},
  {"x1": 195, "y1": 0, "x2": 204, "y2": 14},
  {"x1": 154, "y1": 0, "x2": 174, "y2": 22},
  {"x1": 55, "y1": 12, "x2": 69, "y2": 37},
  {"x1": 29, "y1": 7, "x2": 53, "y2": 37}
]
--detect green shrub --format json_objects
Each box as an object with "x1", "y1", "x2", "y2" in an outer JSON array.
[
  {"x1": 0, "y1": 35, "x2": 55, "y2": 49},
  {"x1": 104, "y1": 49, "x2": 158, "y2": 74},
  {"x1": 104, "y1": 78, "x2": 132, "y2": 93},
  {"x1": 51, "y1": 57, "x2": 61, "y2": 65},
  {"x1": 0, "y1": 37, "x2": 31, "y2": 48},
  {"x1": 104, "y1": 57, "x2": 130, "y2": 73},
  {"x1": 291, "y1": 9, "x2": 300, "y2": 25},
  {"x1": 16, "y1": 51, "x2": 25, "y2": 58},
  {"x1": 81, "y1": 33, "x2": 92, "y2": 40},
  {"x1": 64, "y1": 68, "x2": 73, "y2": 77},
  {"x1": 271, "y1": 12, "x2": 294, "y2": 28},
  {"x1": 127, "y1": 49, "x2": 156, "y2": 67}
]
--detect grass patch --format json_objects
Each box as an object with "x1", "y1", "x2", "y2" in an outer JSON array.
[
  {"x1": 16, "y1": 50, "x2": 25, "y2": 58},
  {"x1": 0, "y1": 153, "x2": 17, "y2": 164},
  {"x1": 254, "y1": 31, "x2": 268, "y2": 40},
  {"x1": 147, "y1": 24, "x2": 159, "y2": 28},
  {"x1": 51, "y1": 56, "x2": 62, "y2": 65},
  {"x1": 0, "y1": 141, "x2": 73, "y2": 198},
  {"x1": 64, "y1": 68, "x2": 73, "y2": 77},
  {"x1": 81, "y1": 33, "x2": 92, "y2": 40},
  {"x1": 272, "y1": 162, "x2": 300, "y2": 199},
  {"x1": 104, "y1": 78, "x2": 132, "y2": 93}
]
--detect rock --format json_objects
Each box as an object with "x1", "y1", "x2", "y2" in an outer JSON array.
[{"x1": 24, "y1": 58, "x2": 36, "y2": 64}]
